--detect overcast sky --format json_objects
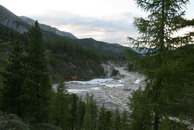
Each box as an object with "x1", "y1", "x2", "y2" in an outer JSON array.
[{"x1": 1, "y1": 0, "x2": 194, "y2": 46}]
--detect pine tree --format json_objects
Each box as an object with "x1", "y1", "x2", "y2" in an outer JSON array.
[
  {"x1": 1, "y1": 41, "x2": 26, "y2": 117},
  {"x1": 104, "y1": 110, "x2": 113, "y2": 130},
  {"x1": 129, "y1": 90, "x2": 152, "y2": 130},
  {"x1": 75, "y1": 97, "x2": 85, "y2": 130},
  {"x1": 97, "y1": 104, "x2": 107, "y2": 130},
  {"x1": 112, "y1": 108, "x2": 121, "y2": 130},
  {"x1": 128, "y1": 0, "x2": 194, "y2": 129},
  {"x1": 69, "y1": 94, "x2": 79, "y2": 130},
  {"x1": 24, "y1": 21, "x2": 51, "y2": 122},
  {"x1": 83, "y1": 93, "x2": 97, "y2": 130},
  {"x1": 50, "y1": 78, "x2": 69, "y2": 129},
  {"x1": 120, "y1": 110, "x2": 130, "y2": 130}
]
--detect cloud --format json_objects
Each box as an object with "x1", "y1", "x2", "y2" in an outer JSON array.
[{"x1": 30, "y1": 11, "x2": 139, "y2": 46}]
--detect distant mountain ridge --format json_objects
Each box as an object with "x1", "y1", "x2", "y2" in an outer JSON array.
[
  {"x1": 20, "y1": 16, "x2": 77, "y2": 39},
  {"x1": 73, "y1": 38, "x2": 129, "y2": 56},
  {"x1": 0, "y1": 5, "x2": 29, "y2": 33},
  {"x1": 0, "y1": 4, "x2": 136, "y2": 56},
  {"x1": 0, "y1": 4, "x2": 77, "y2": 39}
]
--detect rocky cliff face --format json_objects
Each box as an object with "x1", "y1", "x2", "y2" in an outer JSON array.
[
  {"x1": 0, "y1": 5, "x2": 29, "y2": 33},
  {"x1": 101, "y1": 63, "x2": 121, "y2": 79}
]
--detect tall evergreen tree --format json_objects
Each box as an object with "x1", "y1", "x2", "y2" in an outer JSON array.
[
  {"x1": 50, "y1": 78, "x2": 69, "y2": 130},
  {"x1": 97, "y1": 104, "x2": 107, "y2": 130},
  {"x1": 24, "y1": 21, "x2": 51, "y2": 122},
  {"x1": 112, "y1": 108, "x2": 121, "y2": 130},
  {"x1": 128, "y1": 0, "x2": 194, "y2": 129},
  {"x1": 104, "y1": 110, "x2": 113, "y2": 130},
  {"x1": 83, "y1": 93, "x2": 97, "y2": 130},
  {"x1": 129, "y1": 90, "x2": 152, "y2": 130},
  {"x1": 69, "y1": 94, "x2": 78, "y2": 130},
  {"x1": 75, "y1": 97, "x2": 85, "y2": 130},
  {"x1": 120, "y1": 110, "x2": 130, "y2": 130},
  {"x1": 1, "y1": 41, "x2": 25, "y2": 117}
]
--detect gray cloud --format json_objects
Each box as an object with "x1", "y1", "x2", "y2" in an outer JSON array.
[{"x1": 30, "y1": 11, "x2": 138, "y2": 46}]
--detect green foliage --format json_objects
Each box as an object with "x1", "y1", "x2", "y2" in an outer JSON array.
[
  {"x1": 112, "y1": 108, "x2": 121, "y2": 130},
  {"x1": 0, "y1": 111, "x2": 30, "y2": 130},
  {"x1": 45, "y1": 40, "x2": 100, "y2": 61},
  {"x1": 49, "y1": 90, "x2": 132, "y2": 130},
  {"x1": 0, "y1": 42, "x2": 11, "y2": 70},
  {"x1": 50, "y1": 78, "x2": 70, "y2": 130},
  {"x1": 0, "y1": 41, "x2": 11, "y2": 108},
  {"x1": 120, "y1": 110, "x2": 130, "y2": 130},
  {"x1": 1, "y1": 41, "x2": 26, "y2": 117},
  {"x1": 0, "y1": 24, "x2": 20, "y2": 42},
  {"x1": 83, "y1": 93, "x2": 98, "y2": 130},
  {"x1": 129, "y1": 90, "x2": 152, "y2": 130},
  {"x1": 97, "y1": 105, "x2": 107, "y2": 130},
  {"x1": 159, "y1": 118, "x2": 189, "y2": 130},
  {"x1": 128, "y1": 0, "x2": 194, "y2": 129},
  {"x1": 23, "y1": 21, "x2": 52, "y2": 122},
  {"x1": 30, "y1": 123, "x2": 62, "y2": 130}
]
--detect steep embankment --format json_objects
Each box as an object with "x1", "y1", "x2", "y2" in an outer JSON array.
[{"x1": 47, "y1": 51, "x2": 105, "y2": 82}]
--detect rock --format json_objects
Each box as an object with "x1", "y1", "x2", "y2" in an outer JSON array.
[{"x1": 101, "y1": 64, "x2": 121, "y2": 78}]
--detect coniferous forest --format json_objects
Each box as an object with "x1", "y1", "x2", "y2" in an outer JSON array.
[{"x1": 0, "y1": 0, "x2": 194, "y2": 130}]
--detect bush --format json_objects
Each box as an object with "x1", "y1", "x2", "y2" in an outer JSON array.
[
  {"x1": 0, "y1": 111, "x2": 30, "y2": 130},
  {"x1": 30, "y1": 123, "x2": 62, "y2": 130}
]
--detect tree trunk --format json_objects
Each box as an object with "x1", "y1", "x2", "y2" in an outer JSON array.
[{"x1": 153, "y1": 113, "x2": 159, "y2": 130}]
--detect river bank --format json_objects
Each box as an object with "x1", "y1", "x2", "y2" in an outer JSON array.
[{"x1": 63, "y1": 67, "x2": 144, "y2": 111}]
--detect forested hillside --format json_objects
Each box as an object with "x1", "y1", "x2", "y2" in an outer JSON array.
[
  {"x1": 0, "y1": 0, "x2": 194, "y2": 129},
  {"x1": 0, "y1": 21, "x2": 130, "y2": 130},
  {"x1": 0, "y1": 22, "x2": 131, "y2": 81},
  {"x1": 0, "y1": 4, "x2": 137, "y2": 81}
]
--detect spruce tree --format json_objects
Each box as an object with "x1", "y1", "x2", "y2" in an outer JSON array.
[
  {"x1": 83, "y1": 93, "x2": 97, "y2": 130},
  {"x1": 97, "y1": 104, "x2": 106, "y2": 130},
  {"x1": 50, "y1": 78, "x2": 69, "y2": 129},
  {"x1": 129, "y1": 90, "x2": 152, "y2": 130},
  {"x1": 120, "y1": 110, "x2": 130, "y2": 130},
  {"x1": 1, "y1": 41, "x2": 25, "y2": 117},
  {"x1": 128, "y1": 0, "x2": 194, "y2": 129},
  {"x1": 69, "y1": 94, "x2": 78, "y2": 130},
  {"x1": 112, "y1": 108, "x2": 121, "y2": 130},
  {"x1": 75, "y1": 97, "x2": 85, "y2": 130},
  {"x1": 104, "y1": 110, "x2": 113, "y2": 130},
  {"x1": 24, "y1": 21, "x2": 51, "y2": 122}
]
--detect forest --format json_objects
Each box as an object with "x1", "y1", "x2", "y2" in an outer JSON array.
[
  {"x1": 0, "y1": 21, "x2": 130, "y2": 130},
  {"x1": 0, "y1": 0, "x2": 194, "y2": 129}
]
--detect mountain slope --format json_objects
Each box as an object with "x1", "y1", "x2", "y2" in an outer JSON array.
[
  {"x1": 0, "y1": 5, "x2": 76, "y2": 39},
  {"x1": 0, "y1": 5, "x2": 29, "y2": 33},
  {"x1": 20, "y1": 16, "x2": 77, "y2": 39},
  {"x1": 0, "y1": 4, "x2": 137, "y2": 56},
  {"x1": 73, "y1": 38, "x2": 130, "y2": 56}
]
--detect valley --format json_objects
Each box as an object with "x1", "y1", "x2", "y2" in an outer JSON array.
[
  {"x1": 53, "y1": 66, "x2": 144, "y2": 111},
  {"x1": 1, "y1": 2, "x2": 193, "y2": 129}
]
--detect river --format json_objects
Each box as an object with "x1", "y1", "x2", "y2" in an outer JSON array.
[{"x1": 61, "y1": 67, "x2": 144, "y2": 111}]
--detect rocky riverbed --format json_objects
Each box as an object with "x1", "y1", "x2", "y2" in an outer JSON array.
[{"x1": 62, "y1": 67, "x2": 144, "y2": 111}]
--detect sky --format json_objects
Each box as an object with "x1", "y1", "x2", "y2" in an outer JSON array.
[{"x1": 0, "y1": 0, "x2": 194, "y2": 46}]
